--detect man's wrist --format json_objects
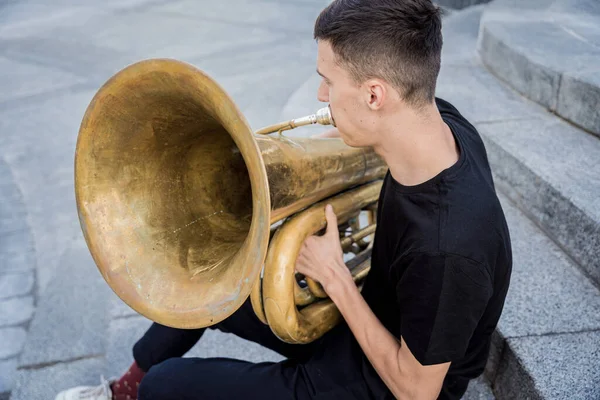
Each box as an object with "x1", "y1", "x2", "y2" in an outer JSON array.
[{"x1": 326, "y1": 260, "x2": 355, "y2": 301}]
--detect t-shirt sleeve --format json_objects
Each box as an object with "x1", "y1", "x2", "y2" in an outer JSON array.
[{"x1": 395, "y1": 252, "x2": 493, "y2": 365}]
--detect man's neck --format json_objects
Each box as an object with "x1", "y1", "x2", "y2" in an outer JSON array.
[{"x1": 372, "y1": 104, "x2": 460, "y2": 187}]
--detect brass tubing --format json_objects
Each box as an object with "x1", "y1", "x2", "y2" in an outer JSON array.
[
  {"x1": 305, "y1": 222, "x2": 376, "y2": 299},
  {"x1": 340, "y1": 224, "x2": 376, "y2": 249},
  {"x1": 262, "y1": 181, "x2": 382, "y2": 344}
]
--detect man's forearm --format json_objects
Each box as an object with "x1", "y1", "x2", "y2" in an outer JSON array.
[
  {"x1": 295, "y1": 207, "x2": 448, "y2": 399},
  {"x1": 328, "y1": 270, "x2": 413, "y2": 399}
]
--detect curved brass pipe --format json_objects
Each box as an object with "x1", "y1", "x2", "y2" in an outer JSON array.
[
  {"x1": 260, "y1": 181, "x2": 382, "y2": 344},
  {"x1": 305, "y1": 222, "x2": 377, "y2": 299},
  {"x1": 251, "y1": 209, "x2": 377, "y2": 323}
]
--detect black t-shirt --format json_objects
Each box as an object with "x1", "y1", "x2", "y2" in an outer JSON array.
[{"x1": 318, "y1": 98, "x2": 512, "y2": 400}]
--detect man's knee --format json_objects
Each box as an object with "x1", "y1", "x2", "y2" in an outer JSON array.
[{"x1": 137, "y1": 358, "x2": 181, "y2": 400}]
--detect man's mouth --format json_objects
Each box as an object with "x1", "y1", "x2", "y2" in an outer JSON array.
[{"x1": 328, "y1": 105, "x2": 337, "y2": 127}]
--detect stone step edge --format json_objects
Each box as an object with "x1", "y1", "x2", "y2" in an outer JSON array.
[
  {"x1": 436, "y1": 0, "x2": 599, "y2": 288},
  {"x1": 485, "y1": 327, "x2": 600, "y2": 400},
  {"x1": 481, "y1": 132, "x2": 600, "y2": 289},
  {"x1": 477, "y1": 18, "x2": 600, "y2": 138},
  {"x1": 486, "y1": 329, "x2": 536, "y2": 400},
  {"x1": 481, "y1": 191, "x2": 599, "y2": 400}
]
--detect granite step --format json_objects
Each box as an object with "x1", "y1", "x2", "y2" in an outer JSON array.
[
  {"x1": 486, "y1": 193, "x2": 600, "y2": 399},
  {"x1": 478, "y1": 0, "x2": 600, "y2": 137},
  {"x1": 435, "y1": 4, "x2": 600, "y2": 398},
  {"x1": 437, "y1": 5, "x2": 600, "y2": 290},
  {"x1": 10, "y1": 238, "x2": 114, "y2": 399}
]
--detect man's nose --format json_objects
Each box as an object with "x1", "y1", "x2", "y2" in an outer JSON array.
[{"x1": 317, "y1": 80, "x2": 329, "y2": 102}]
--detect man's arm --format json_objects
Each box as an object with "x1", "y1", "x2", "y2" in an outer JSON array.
[
  {"x1": 328, "y1": 272, "x2": 450, "y2": 399},
  {"x1": 295, "y1": 205, "x2": 450, "y2": 399}
]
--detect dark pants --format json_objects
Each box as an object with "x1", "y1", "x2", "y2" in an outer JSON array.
[{"x1": 134, "y1": 299, "x2": 377, "y2": 400}]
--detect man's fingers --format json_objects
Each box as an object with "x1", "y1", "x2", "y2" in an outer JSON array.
[{"x1": 325, "y1": 204, "x2": 338, "y2": 237}]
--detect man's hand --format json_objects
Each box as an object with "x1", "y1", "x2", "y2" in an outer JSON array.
[
  {"x1": 296, "y1": 206, "x2": 450, "y2": 399},
  {"x1": 295, "y1": 204, "x2": 352, "y2": 295}
]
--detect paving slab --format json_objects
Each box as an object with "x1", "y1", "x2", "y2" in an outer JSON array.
[
  {"x1": 0, "y1": 0, "x2": 180, "y2": 39},
  {"x1": 186, "y1": 37, "x2": 317, "y2": 86},
  {"x1": 0, "y1": 229, "x2": 35, "y2": 275},
  {"x1": 0, "y1": 3, "x2": 99, "y2": 39},
  {"x1": 0, "y1": 162, "x2": 28, "y2": 236},
  {"x1": 104, "y1": 316, "x2": 152, "y2": 379},
  {"x1": 0, "y1": 88, "x2": 98, "y2": 293},
  {"x1": 0, "y1": 296, "x2": 34, "y2": 326},
  {"x1": 149, "y1": 0, "x2": 323, "y2": 35},
  {"x1": 11, "y1": 357, "x2": 105, "y2": 400},
  {"x1": 0, "y1": 358, "x2": 18, "y2": 395},
  {"x1": 50, "y1": 10, "x2": 289, "y2": 62},
  {"x1": 185, "y1": 328, "x2": 285, "y2": 363},
  {"x1": 0, "y1": 272, "x2": 34, "y2": 300},
  {"x1": 0, "y1": 327, "x2": 26, "y2": 359},
  {"x1": 0, "y1": 57, "x2": 85, "y2": 104},
  {"x1": 110, "y1": 296, "x2": 141, "y2": 320},
  {"x1": 0, "y1": 36, "x2": 135, "y2": 87},
  {"x1": 104, "y1": 315, "x2": 285, "y2": 379},
  {"x1": 18, "y1": 238, "x2": 112, "y2": 367},
  {"x1": 440, "y1": 4, "x2": 485, "y2": 66},
  {"x1": 280, "y1": 74, "x2": 324, "y2": 131}
]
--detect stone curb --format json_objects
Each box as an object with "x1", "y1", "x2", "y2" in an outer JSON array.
[
  {"x1": 435, "y1": 4, "x2": 600, "y2": 398},
  {"x1": 481, "y1": 118, "x2": 600, "y2": 288},
  {"x1": 478, "y1": 2, "x2": 600, "y2": 137},
  {"x1": 483, "y1": 194, "x2": 600, "y2": 399},
  {"x1": 437, "y1": 59, "x2": 600, "y2": 290}
]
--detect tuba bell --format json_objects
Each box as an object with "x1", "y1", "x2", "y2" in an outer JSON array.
[{"x1": 75, "y1": 58, "x2": 386, "y2": 343}]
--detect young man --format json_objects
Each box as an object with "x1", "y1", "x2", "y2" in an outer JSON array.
[{"x1": 56, "y1": 0, "x2": 511, "y2": 399}]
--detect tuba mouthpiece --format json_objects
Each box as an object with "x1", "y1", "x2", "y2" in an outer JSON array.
[
  {"x1": 315, "y1": 106, "x2": 335, "y2": 127},
  {"x1": 255, "y1": 106, "x2": 335, "y2": 135}
]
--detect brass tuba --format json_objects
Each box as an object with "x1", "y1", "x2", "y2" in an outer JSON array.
[{"x1": 75, "y1": 58, "x2": 386, "y2": 343}]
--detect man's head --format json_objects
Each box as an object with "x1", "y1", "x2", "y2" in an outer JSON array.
[{"x1": 314, "y1": 0, "x2": 443, "y2": 147}]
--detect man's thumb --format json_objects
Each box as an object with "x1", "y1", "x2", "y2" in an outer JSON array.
[{"x1": 325, "y1": 204, "x2": 338, "y2": 235}]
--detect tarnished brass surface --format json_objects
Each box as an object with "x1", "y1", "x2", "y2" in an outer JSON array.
[
  {"x1": 260, "y1": 181, "x2": 381, "y2": 344},
  {"x1": 75, "y1": 58, "x2": 386, "y2": 330}
]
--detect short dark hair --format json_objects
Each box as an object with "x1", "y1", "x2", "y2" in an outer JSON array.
[{"x1": 314, "y1": 0, "x2": 443, "y2": 108}]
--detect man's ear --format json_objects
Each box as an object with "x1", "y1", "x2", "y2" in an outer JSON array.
[{"x1": 365, "y1": 79, "x2": 386, "y2": 110}]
